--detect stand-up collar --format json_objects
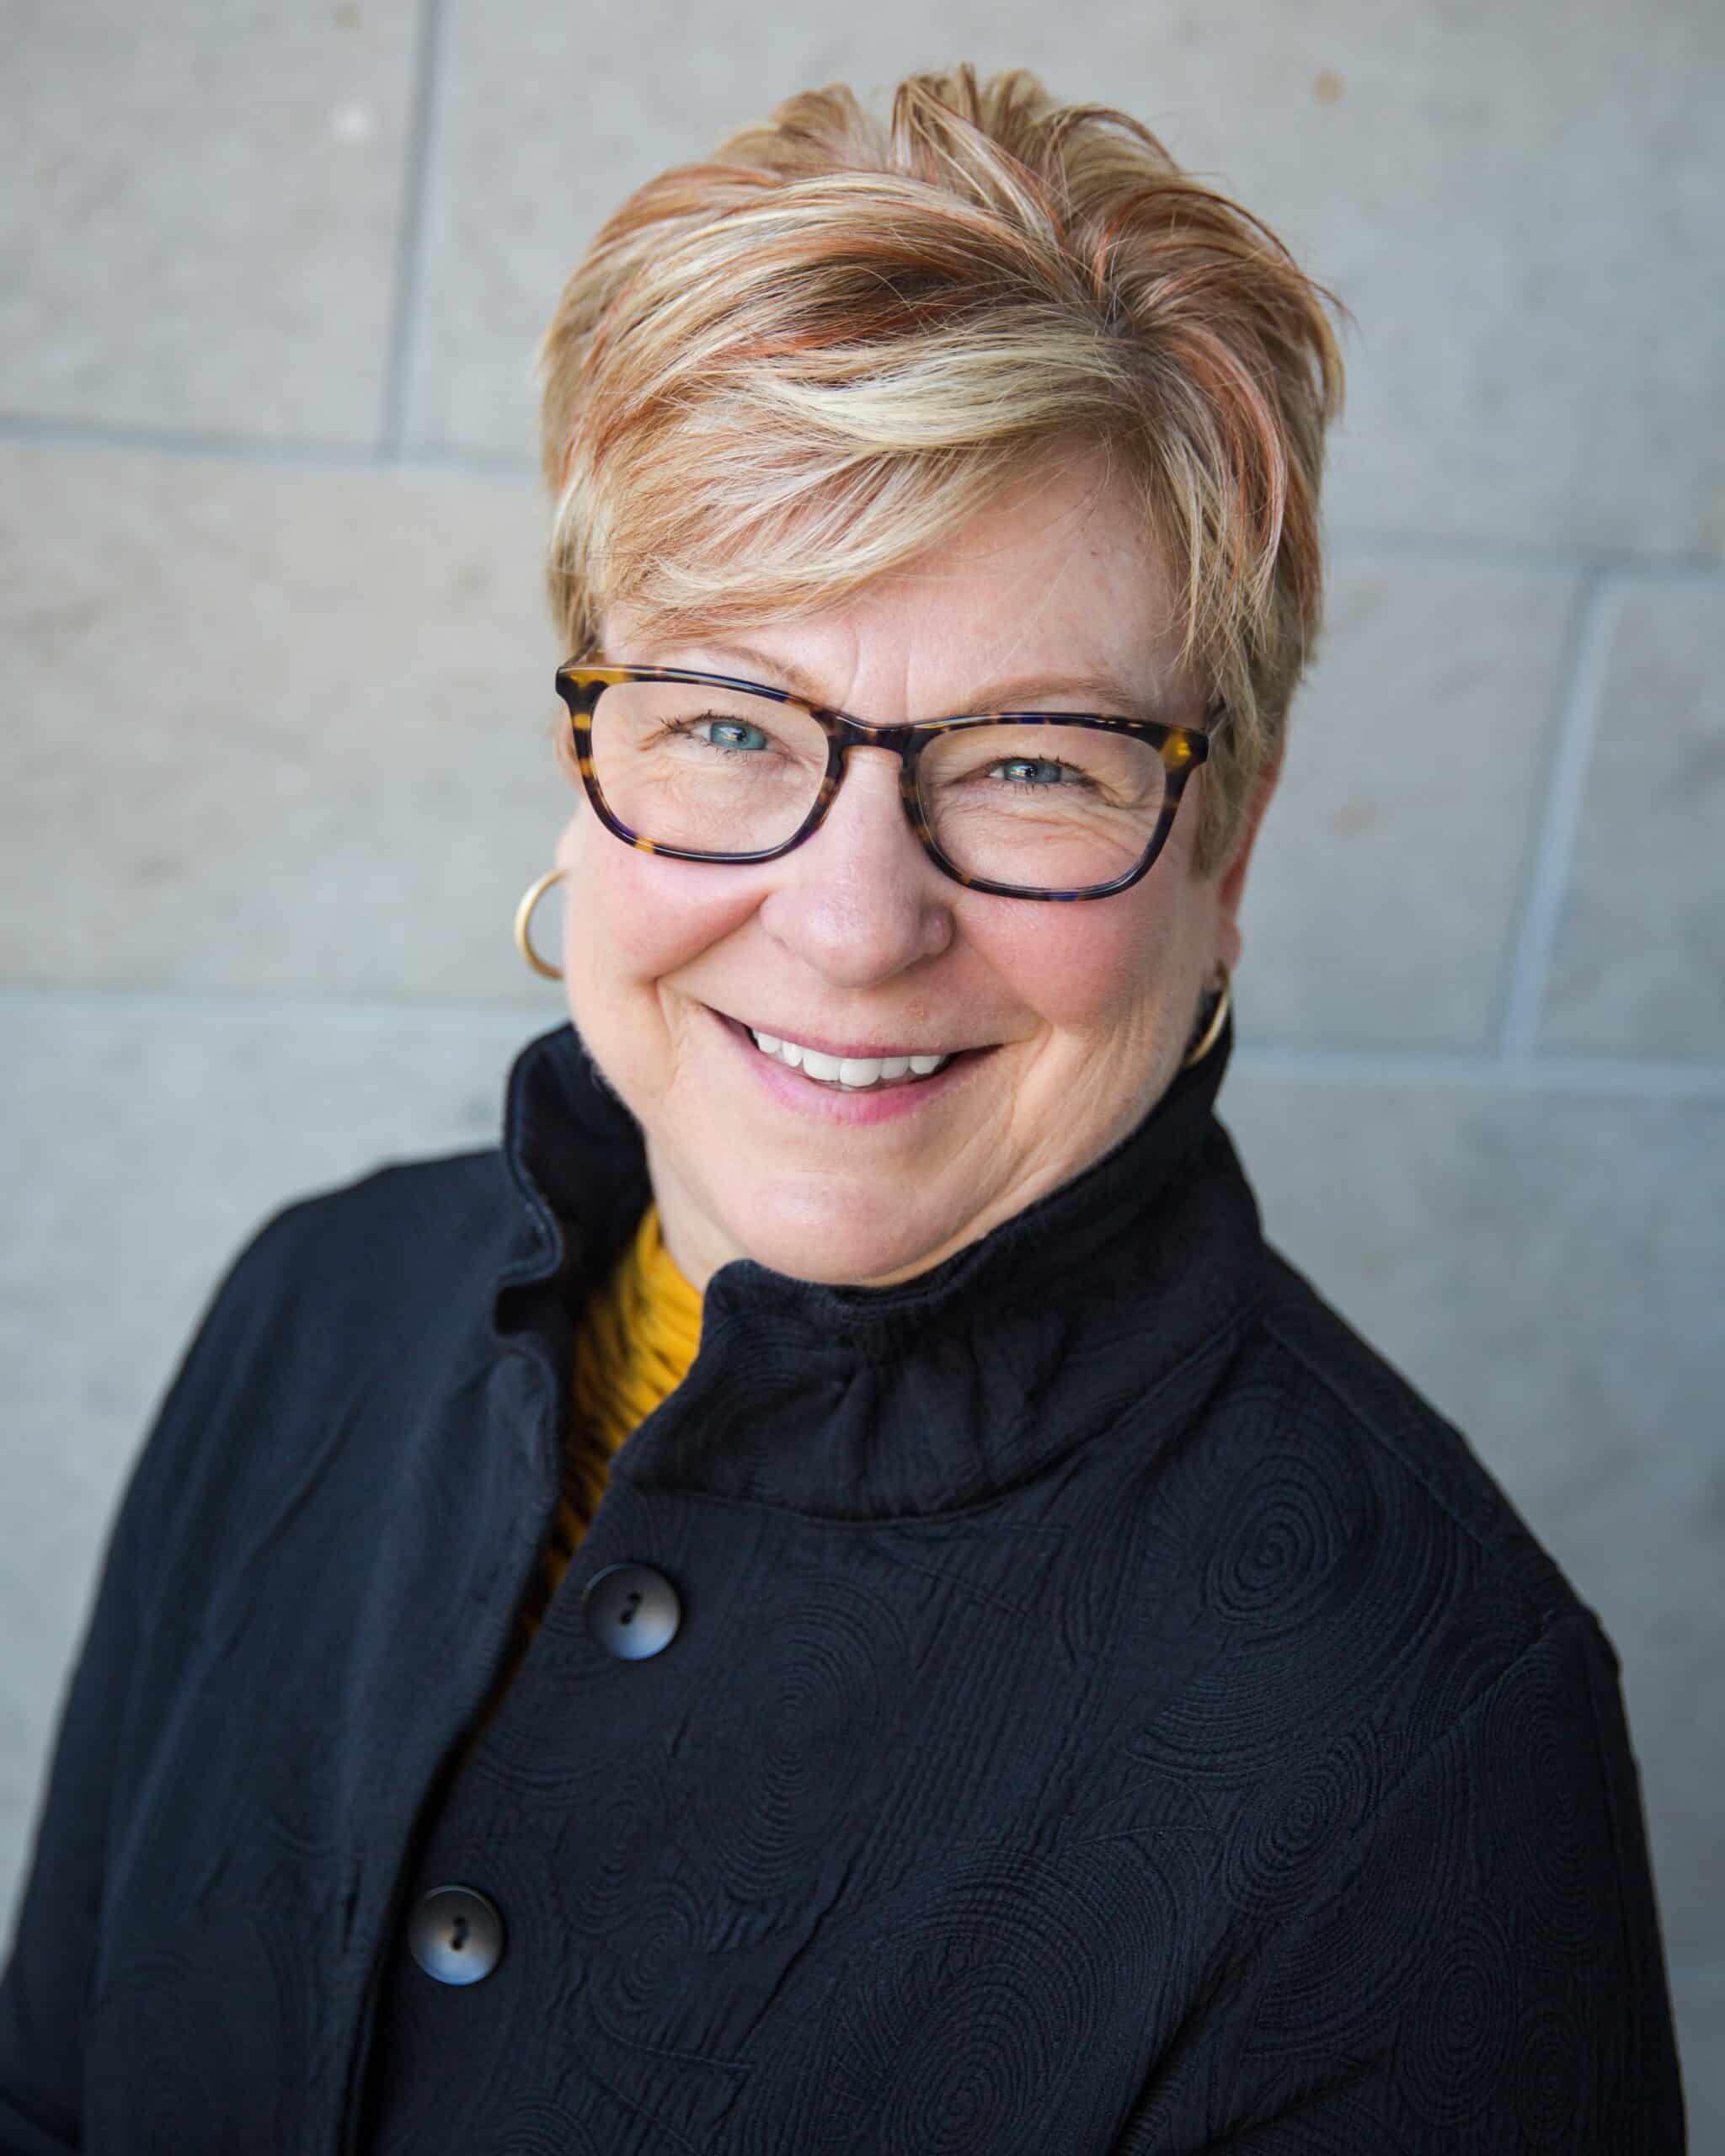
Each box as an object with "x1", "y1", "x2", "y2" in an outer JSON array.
[{"x1": 493, "y1": 1018, "x2": 1265, "y2": 1520}]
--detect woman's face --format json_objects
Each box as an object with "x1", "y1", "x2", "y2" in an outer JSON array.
[{"x1": 555, "y1": 451, "x2": 1274, "y2": 1290}]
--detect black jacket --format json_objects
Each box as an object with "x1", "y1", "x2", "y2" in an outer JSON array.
[{"x1": 0, "y1": 1020, "x2": 1684, "y2": 2152}]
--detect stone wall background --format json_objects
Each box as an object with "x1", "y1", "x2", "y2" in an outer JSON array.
[{"x1": 3, "y1": 0, "x2": 1721, "y2": 2125}]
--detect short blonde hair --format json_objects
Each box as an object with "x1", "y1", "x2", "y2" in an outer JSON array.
[{"x1": 537, "y1": 66, "x2": 1344, "y2": 868}]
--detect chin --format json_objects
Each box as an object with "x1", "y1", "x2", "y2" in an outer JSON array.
[{"x1": 716, "y1": 1175, "x2": 959, "y2": 1290}]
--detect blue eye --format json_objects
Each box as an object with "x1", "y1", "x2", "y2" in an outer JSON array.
[
  {"x1": 992, "y1": 756, "x2": 1078, "y2": 787},
  {"x1": 689, "y1": 716, "x2": 771, "y2": 752}
]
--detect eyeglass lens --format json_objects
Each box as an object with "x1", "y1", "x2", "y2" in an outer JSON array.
[{"x1": 587, "y1": 679, "x2": 1170, "y2": 892}]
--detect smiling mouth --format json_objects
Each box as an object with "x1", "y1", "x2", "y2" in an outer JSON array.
[{"x1": 714, "y1": 1011, "x2": 988, "y2": 1092}]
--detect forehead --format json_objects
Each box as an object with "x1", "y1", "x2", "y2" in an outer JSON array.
[
  {"x1": 854, "y1": 456, "x2": 1175, "y2": 637},
  {"x1": 607, "y1": 450, "x2": 1197, "y2": 713}
]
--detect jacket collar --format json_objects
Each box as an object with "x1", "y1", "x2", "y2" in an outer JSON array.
[{"x1": 493, "y1": 1017, "x2": 1264, "y2": 1521}]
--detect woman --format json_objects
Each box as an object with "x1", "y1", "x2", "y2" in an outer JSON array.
[{"x1": 0, "y1": 66, "x2": 1683, "y2": 2153}]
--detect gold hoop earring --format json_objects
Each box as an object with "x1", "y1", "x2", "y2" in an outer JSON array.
[
  {"x1": 1180, "y1": 967, "x2": 1231, "y2": 1070},
  {"x1": 514, "y1": 867, "x2": 566, "y2": 980}
]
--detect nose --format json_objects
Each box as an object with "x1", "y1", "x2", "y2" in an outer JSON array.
[{"x1": 757, "y1": 745, "x2": 954, "y2": 985}]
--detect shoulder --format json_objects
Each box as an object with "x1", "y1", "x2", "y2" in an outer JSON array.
[
  {"x1": 111, "y1": 1147, "x2": 529, "y2": 1588},
  {"x1": 243, "y1": 1143, "x2": 518, "y2": 1280},
  {"x1": 1139, "y1": 1113, "x2": 1572, "y2": 1628},
  {"x1": 1090, "y1": 1235, "x2": 1609, "y2": 1807},
  {"x1": 1088, "y1": 1252, "x2": 1682, "y2": 2100},
  {"x1": 1233, "y1": 1239, "x2": 1585, "y2": 1631},
  {"x1": 198, "y1": 1145, "x2": 525, "y2": 1353},
  {"x1": 1181, "y1": 1264, "x2": 1685, "y2": 2135},
  {"x1": 160, "y1": 1141, "x2": 545, "y2": 1468}
]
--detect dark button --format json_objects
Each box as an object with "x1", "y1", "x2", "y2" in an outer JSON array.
[
  {"x1": 408, "y1": 1885, "x2": 505, "y2": 1986},
  {"x1": 582, "y1": 1561, "x2": 681, "y2": 1660}
]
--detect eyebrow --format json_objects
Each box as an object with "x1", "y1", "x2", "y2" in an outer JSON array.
[{"x1": 652, "y1": 638, "x2": 1172, "y2": 722}]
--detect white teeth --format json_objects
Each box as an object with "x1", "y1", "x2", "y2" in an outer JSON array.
[{"x1": 747, "y1": 1027, "x2": 953, "y2": 1088}]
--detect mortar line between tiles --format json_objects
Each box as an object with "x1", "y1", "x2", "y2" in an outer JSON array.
[
  {"x1": 0, "y1": 413, "x2": 380, "y2": 466},
  {"x1": 4, "y1": 988, "x2": 1724, "y2": 1100},
  {"x1": 1231, "y1": 1045, "x2": 1725, "y2": 1102},
  {"x1": 0, "y1": 414, "x2": 533, "y2": 478},
  {"x1": 1324, "y1": 526, "x2": 1722, "y2": 580},
  {"x1": 0, "y1": 985, "x2": 553, "y2": 1038},
  {"x1": 1485, "y1": 565, "x2": 1594, "y2": 1049},
  {"x1": 377, "y1": 0, "x2": 449, "y2": 459},
  {"x1": 1, "y1": 408, "x2": 1723, "y2": 590},
  {"x1": 1496, "y1": 573, "x2": 1621, "y2": 1058}
]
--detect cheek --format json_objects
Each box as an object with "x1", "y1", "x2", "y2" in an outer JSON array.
[
  {"x1": 971, "y1": 877, "x2": 1199, "y2": 1033},
  {"x1": 560, "y1": 814, "x2": 761, "y2": 1017}
]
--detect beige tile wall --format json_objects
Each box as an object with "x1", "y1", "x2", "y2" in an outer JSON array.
[{"x1": 4, "y1": 0, "x2": 1722, "y2": 2125}]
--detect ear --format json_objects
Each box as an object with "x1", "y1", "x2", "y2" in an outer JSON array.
[{"x1": 1210, "y1": 751, "x2": 1283, "y2": 977}]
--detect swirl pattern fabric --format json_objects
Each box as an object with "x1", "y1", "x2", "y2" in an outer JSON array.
[{"x1": 0, "y1": 1022, "x2": 1685, "y2": 2152}]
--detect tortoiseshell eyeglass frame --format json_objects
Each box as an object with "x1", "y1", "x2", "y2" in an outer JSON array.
[{"x1": 554, "y1": 659, "x2": 1229, "y2": 903}]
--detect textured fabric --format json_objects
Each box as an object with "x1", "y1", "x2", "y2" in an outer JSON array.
[
  {"x1": 569, "y1": 1202, "x2": 703, "y2": 1465},
  {"x1": 457, "y1": 1203, "x2": 699, "y2": 1770},
  {"x1": 0, "y1": 1019, "x2": 1685, "y2": 2152}
]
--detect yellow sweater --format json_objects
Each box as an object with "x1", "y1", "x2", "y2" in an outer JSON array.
[{"x1": 457, "y1": 1205, "x2": 701, "y2": 1762}]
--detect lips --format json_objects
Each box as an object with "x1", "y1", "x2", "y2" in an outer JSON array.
[
  {"x1": 718, "y1": 1009, "x2": 971, "y2": 1064},
  {"x1": 746, "y1": 1028, "x2": 951, "y2": 1091},
  {"x1": 708, "y1": 1006, "x2": 993, "y2": 1121}
]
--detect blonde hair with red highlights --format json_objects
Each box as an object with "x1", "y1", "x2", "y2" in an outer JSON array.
[{"x1": 536, "y1": 66, "x2": 1345, "y2": 868}]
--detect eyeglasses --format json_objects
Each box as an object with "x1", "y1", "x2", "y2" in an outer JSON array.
[{"x1": 554, "y1": 660, "x2": 1226, "y2": 902}]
